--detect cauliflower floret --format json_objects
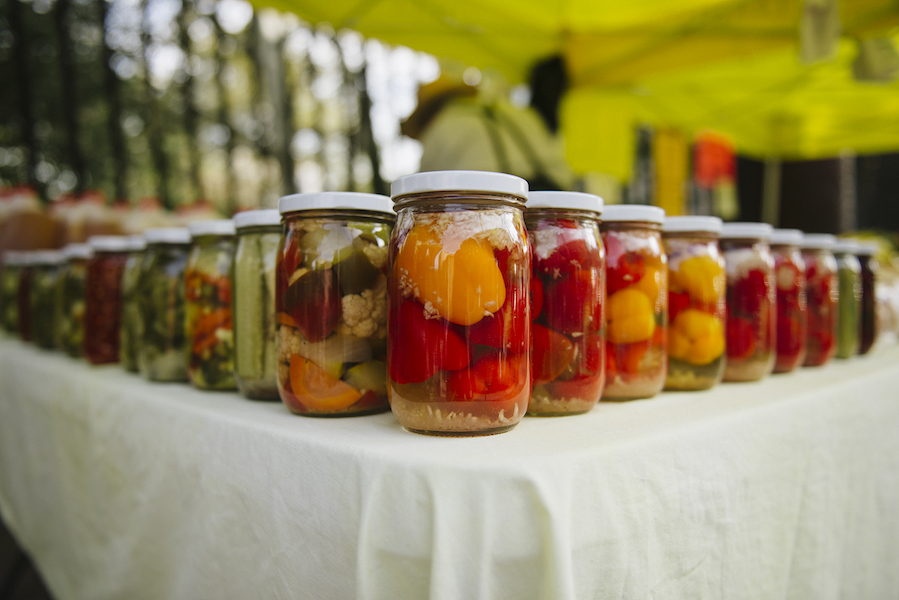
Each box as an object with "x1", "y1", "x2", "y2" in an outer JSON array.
[
  {"x1": 278, "y1": 325, "x2": 303, "y2": 363},
  {"x1": 340, "y1": 278, "x2": 388, "y2": 338},
  {"x1": 360, "y1": 241, "x2": 389, "y2": 269}
]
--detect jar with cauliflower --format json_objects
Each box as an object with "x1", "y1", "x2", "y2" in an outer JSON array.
[
  {"x1": 800, "y1": 234, "x2": 838, "y2": 367},
  {"x1": 276, "y1": 193, "x2": 394, "y2": 416},
  {"x1": 770, "y1": 229, "x2": 807, "y2": 373}
]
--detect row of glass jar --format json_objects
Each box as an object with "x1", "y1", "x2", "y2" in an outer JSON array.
[{"x1": 0, "y1": 170, "x2": 882, "y2": 437}]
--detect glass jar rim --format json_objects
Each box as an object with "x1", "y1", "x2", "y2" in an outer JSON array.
[
  {"x1": 88, "y1": 235, "x2": 131, "y2": 252},
  {"x1": 662, "y1": 215, "x2": 722, "y2": 234},
  {"x1": 391, "y1": 170, "x2": 527, "y2": 203},
  {"x1": 719, "y1": 222, "x2": 773, "y2": 240},
  {"x1": 144, "y1": 227, "x2": 191, "y2": 245},
  {"x1": 234, "y1": 209, "x2": 281, "y2": 229},
  {"x1": 527, "y1": 191, "x2": 603, "y2": 214},
  {"x1": 769, "y1": 228, "x2": 803, "y2": 245},
  {"x1": 800, "y1": 233, "x2": 836, "y2": 250},
  {"x1": 188, "y1": 219, "x2": 236, "y2": 238},
  {"x1": 602, "y1": 204, "x2": 665, "y2": 224},
  {"x1": 279, "y1": 192, "x2": 394, "y2": 215}
]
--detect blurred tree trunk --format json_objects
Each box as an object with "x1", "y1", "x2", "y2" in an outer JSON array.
[
  {"x1": 53, "y1": 0, "x2": 87, "y2": 195},
  {"x1": 356, "y1": 65, "x2": 385, "y2": 195},
  {"x1": 211, "y1": 19, "x2": 236, "y2": 213},
  {"x1": 96, "y1": 0, "x2": 128, "y2": 202},
  {"x1": 336, "y1": 40, "x2": 357, "y2": 192},
  {"x1": 8, "y1": 0, "x2": 44, "y2": 201},
  {"x1": 176, "y1": 0, "x2": 201, "y2": 202},
  {"x1": 140, "y1": 0, "x2": 172, "y2": 209}
]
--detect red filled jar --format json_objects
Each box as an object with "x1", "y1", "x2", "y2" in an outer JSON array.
[
  {"x1": 856, "y1": 241, "x2": 879, "y2": 355},
  {"x1": 277, "y1": 192, "x2": 395, "y2": 417},
  {"x1": 84, "y1": 236, "x2": 130, "y2": 364},
  {"x1": 663, "y1": 216, "x2": 726, "y2": 391},
  {"x1": 600, "y1": 205, "x2": 667, "y2": 400},
  {"x1": 720, "y1": 222, "x2": 775, "y2": 382},
  {"x1": 800, "y1": 234, "x2": 838, "y2": 367},
  {"x1": 770, "y1": 229, "x2": 807, "y2": 373},
  {"x1": 525, "y1": 191, "x2": 604, "y2": 415},
  {"x1": 16, "y1": 252, "x2": 35, "y2": 343},
  {"x1": 389, "y1": 171, "x2": 530, "y2": 435}
]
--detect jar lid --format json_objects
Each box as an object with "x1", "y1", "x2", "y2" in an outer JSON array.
[
  {"x1": 144, "y1": 227, "x2": 191, "y2": 245},
  {"x1": 662, "y1": 215, "x2": 722, "y2": 234},
  {"x1": 279, "y1": 192, "x2": 394, "y2": 215},
  {"x1": 769, "y1": 228, "x2": 804, "y2": 245},
  {"x1": 390, "y1": 170, "x2": 528, "y2": 202},
  {"x1": 832, "y1": 239, "x2": 862, "y2": 255},
  {"x1": 719, "y1": 222, "x2": 773, "y2": 240},
  {"x1": 3, "y1": 250, "x2": 29, "y2": 266},
  {"x1": 527, "y1": 191, "x2": 603, "y2": 214},
  {"x1": 234, "y1": 209, "x2": 282, "y2": 229},
  {"x1": 188, "y1": 219, "x2": 236, "y2": 237},
  {"x1": 601, "y1": 204, "x2": 665, "y2": 224},
  {"x1": 63, "y1": 243, "x2": 94, "y2": 260},
  {"x1": 800, "y1": 233, "x2": 836, "y2": 250},
  {"x1": 88, "y1": 235, "x2": 131, "y2": 252},
  {"x1": 854, "y1": 240, "x2": 880, "y2": 256},
  {"x1": 127, "y1": 235, "x2": 147, "y2": 252},
  {"x1": 31, "y1": 250, "x2": 66, "y2": 265}
]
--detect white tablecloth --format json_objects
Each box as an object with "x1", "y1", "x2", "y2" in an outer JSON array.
[{"x1": 1, "y1": 337, "x2": 898, "y2": 600}]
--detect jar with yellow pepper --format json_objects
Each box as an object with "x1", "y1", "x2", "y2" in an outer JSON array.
[
  {"x1": 663, "y1": 216, "x2": 725, "y2": 391},
  {"x1": 600, "y1": 205, "x2": 667, "y2": 400},
  {"x1": 389, "y1": 171, "x2": 530, "y2": 435}
]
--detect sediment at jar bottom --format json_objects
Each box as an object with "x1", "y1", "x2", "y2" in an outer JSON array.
[
  {"x1": 389, "y1": 383, "x2": 528, "y2": 435},
  {"x1": 236, "y1": 378, "x2": 280, "y2": 400},
  {"x1": 665, "y1": 357, "x2": 723, "y2": 391},
  {"x1": 526, "y1": 390, "x2": 597, "y2": 416},
  {"x1": 724, "y1": 353, "x2": 774, "y2": 382}
]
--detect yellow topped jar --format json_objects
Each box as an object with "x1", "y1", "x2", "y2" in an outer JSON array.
[
  {"x1": 389, "y1": 170, "x2": 530, "y2": 436},
  {"x1": 663, "y1": 216, "x2": 725, "y2": 391},
  {"x1": 600, "y1": 205, "x2": 667, "y2": 400}
]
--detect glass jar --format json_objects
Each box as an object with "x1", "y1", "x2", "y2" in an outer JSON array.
[
  {"x1": 800, "y1": 234, "x2": 838, "y2": 367},
  {"x1": 184, "y1": 220, "x2": 237, "y2": 390},
  {"x1": 834, "y1": 240, "x2": 861, "y2": 359},
  {"x1": 277, "y1": 192, "x2": 394, "y2": 417},
  {"x1": 1, "y1": 251, "x2": 26, "y2": 334},
  {"x1": 84, "y1": 236, "x2": 130, "y2": 365},
  {"x1": 57, "y1": 243, "x2": 93, "y2": 356},
  {"x1": 600, "y1": 205, "x2": 667, "y2": 400},
  {"x1": 525, "y1": 191, "x2": 604, "y2": 415},
  {"x1": 856, "y1": 241, "x2": 879, "y2": 355},
  {"x1": 119, "y1": 236, "x2": 146, "y2": 372},
  {"x1": 233, "y1": 209, "x2": 281, "y2": 400},
  {"x1": 30, "y1": 250, "x2": 65, "y2": 349},
  {"x1": 137, "y1": 228, "x2": 191, "y2": 381},
  {"x1": 389, "y1": 171, "x2": 530, "y2": 435},
  {"x1": 770, "y1": 229, "x2": 807, "y2": 373},
  {"x1": 16, "y1": 252, "x2": 36, "y2": 343},
  {"x1": 720, "y1": 222, "x2": 775, "y2": 382},
  {"x1": 662, "y1": 216, "x2": 725, "y2": 391}
]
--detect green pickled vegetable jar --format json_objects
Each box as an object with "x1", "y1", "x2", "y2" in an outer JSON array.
[
  {"x1": 138, "y1": 228, "x2": 191, "y2": 381},
  {"x1": 185, "y1": 219, "x2": 237, "y2": 390},
  {"x1": 834, "y1": 240, "x2": 861, "y2": 358},
  {"x1": 1, "y1": 251, "x2": 27, "y2": 334},
  {"x1": 276, "y1": 192, "x2": 394, "y2": 417},
  {"x1": 233, "y1": 209, "x2": 281, "y2": 400},
  {"x1": 57, "y1": 243, "x2": 93, "y2": 357},
  {"x1": 30, "y1": 250, "x2": 65, "y2": 349},
  {"x1": 119, "y1": 236, "x2": 146, "y2": 372}
]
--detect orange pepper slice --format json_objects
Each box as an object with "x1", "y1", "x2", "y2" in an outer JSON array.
[{"x1": 289, "y1": 355, "x2": 362, "y2": 411}]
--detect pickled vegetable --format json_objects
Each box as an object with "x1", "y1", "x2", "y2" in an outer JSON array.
[
  {"x1": 84, "y1": 239, "x2": 129, "y2": 364},
  {"x1": 57, "y1": 248, "x2": 91, "y2": 356},
  {"x1": 835, "y1": 245, "x2": 861, "y2": 358},
  {"x1": 30, "y1": 253, "x2": 63, "y2": 349},
  {"x1": 771, "y1": 241, "x2": 807, "y2": 373},
  {"x1": 802, "y1": 243, "x2": 838, "y2": 366},
  {"x1": 119, "y1": 239, "x2": 145, "y2": 372}
]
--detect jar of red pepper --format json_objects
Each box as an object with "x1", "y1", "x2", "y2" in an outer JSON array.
[
  {"x1": 856, "y1": 241, "x2": 879, "y2": 355},
  {"x1": 185, "y1": 219, "x2": 237, "y2": 390},
  {"x1": 278, "y1": 192, "x2": 395, "y2": 417},
  {"x1": 525, "y1": 191, "x2": 604, "y2": 415},
  {"x1": 720, "y1": 222, "x2": 775, "y2": 382},
  {"x1": 389, "y1": 171, "x2": 530, "y2": 435},
  {"x1": 800, "y1": 234, "x2": 838, "y2": 367},
  {"x1": 770, "y1": 229, "x2": 807, "y2": 373},
  {"x1": 84, "y1": 236, "x2": 130, "y2": 364},
  {"x1": 600, "y1": 205, "x2": 667, "y2": 400}
]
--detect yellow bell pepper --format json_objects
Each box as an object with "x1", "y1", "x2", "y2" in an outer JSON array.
[{"x1": 607, "y1": 288, "x2": 655, "y2": 344}]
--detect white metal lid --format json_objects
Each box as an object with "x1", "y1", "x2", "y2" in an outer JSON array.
[
  {"x1": 769, "y1": 228, "x2": 804, "y2": 245},
  {"x1": 390, "y1": 170, "x2": 528, "y2": 202},
  {"x1": 854, "y1": 240, "x2": 880, "y2": 256},
  {"x1": 279, "y1": 192, "x2": 394, "y2": 215},
  {"x1": 188, "y1": 219, "x2": 236, "y2": 237},
  {"x1": 800, "y1": 233, "x2": 836, "y2": 250},
  {"x1": 31, "y1": 250, "x2": 66, "y2": 265},
  {"x1": 527, "y1": 191, "x2": 603, "y2": 214},
  {"x1": 662, "y1": 215, "x2": 722, "y2": 234},
  {"x1": 63, "y1": 243, "x2": 94, "y2": 260},
  {"x1": 719, "y1": 222, "x2": 773, "y2": 240},
  {"x1": 144, "y1": 227, "x2": 191, "y2": 245},
  {"x1": 88, "y1": 235, "x2": 131, "y2": 252},
  {"x1": 234, "y1": 209, "x2": 282, "y2": 229},
  {"x1": 127, "y1": 235, "x2": 147, "y2": 252},
  {"x1": 3, "y1": 250, "x2": 29, "y2": 266},
  {"x1": 832, "y1": 239, "x2": 862, "y2": 255},
  {"x1": 601, "y1": 204, "x2": 665, "y2": 224}
]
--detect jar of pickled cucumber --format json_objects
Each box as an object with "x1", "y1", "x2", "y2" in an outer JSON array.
[
  {"x1": 30, "y1": 250, "x2": 65, "y2": 349},
  {"x1": 600, "y1": 205, "x2": 667, "y2": 400},
  {"x1": 119, "y1": 235, "x2": 146, "y2": 372},
  {"x1": 856, "y1": 241, "x2": 879, "y2": 355},
  {"x1": 770, "y1": 229, "x2": 807, "y2": 373},
  {"x1": 84, "y1": 236, "x2": 130, "y2": 365},
  {"x1": 389, "y1": 171, "x2": 530, "y2": 435},
  {"x1": 185, "y1": 220, "x2": 237, "y2": 390},
  {"x1": 2, "y1": 251, "x2": 27, "y2": 334},
  {"x1": 833, "y1": 240, "x2": 861, "y2": 359},
  {"x1": 16, "y1": 252, "x2": 35, "y2": 343},
  {"x1": 720, "y1": 222, "x2": 775, "y2": 382},
  {"x1": 662, "y1": 216, "x2": 725, "y2": 391},
  {"x1": 800, "y1": 234, "x2": 838, "y2": 367},
  {"x1": 525, "y1": 191, "x2": 604, "y2": 415},
  {"x1": 57, "y1": 243, "x2": 93, "y2": 356},
  {"x1": 278, "y1": 192, "x2": 394, "y2": 417},
  {"x1": 137, "y1": 228, "x2": 191, "y2": 381},
  {"x1": 233, "y1": 209, "x2": 281, "y2": 400}
]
